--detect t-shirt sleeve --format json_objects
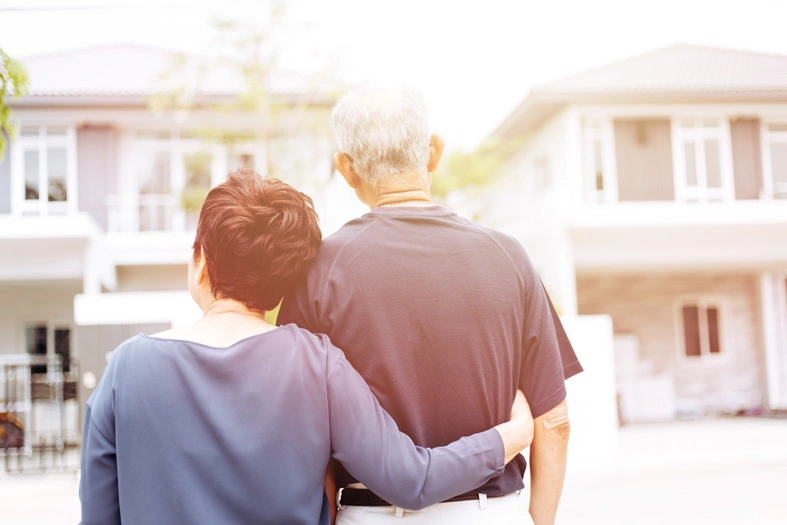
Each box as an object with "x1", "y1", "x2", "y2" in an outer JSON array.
[
  {"x1": 323, "y1": 338, "x2": 505, "y2": 510},
  {"x1": 278, "y1": 273, "x2": 325, "y2": 333},
  {"x1": 510, "y1": 244, "x2": 583, "y2": 419},
  {"x1": 543, "y1": 280, "x2": 584, "y2": 381},
  {"x1": 79, "y1": 350, "x2": 121, "y2": 525}
]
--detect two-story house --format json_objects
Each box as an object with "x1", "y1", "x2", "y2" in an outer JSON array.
[
  {"x1": 0, "y1": 43, "x2": 361, "y2": 468},
  {"x1": 485, "y1": 44, "x2": 787, "y2": 422}
]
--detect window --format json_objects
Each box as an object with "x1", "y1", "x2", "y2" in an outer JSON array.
[
  {"x1": 583, "y1": 119, "x2": 614, "y2": 203},
  {"x1": 593, "y1": 136, "x2": 605, "y2": 192},
  {"x1": 764, "y1": 124, "x2": 787, "y2": 199},
  {"x1": 673, "y1": 119, "x2": 731, "y2": 202},
  {"x1": 183, "y1": 150, "x2": 214, "y2": 229},
  {"x1": 15, "y1": 126, "x2": 76, "y2": 215},
  {"x1": 136, "y1": 136, "x2": 175, "y2": 232},
  {"x1": 112, "y1": 133, "x2": 259, "y2": 232},
  {"x1": 678, "y1": 300, "x2": 723, "y2": 360},
  {"x1": 26, "y1": 325, "x2": 47, "y2": 374},
  {"x1": 25, "y1": 323, "x2": 71, "y2": 374}
]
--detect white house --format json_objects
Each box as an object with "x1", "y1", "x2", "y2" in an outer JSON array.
[
  {"x1": 0, "y1": 44, "x2": 365, "y2": 468},
  {"x1": 0, "y1": 43, "x2": 619, "y2": 471},
  {"x1": 485, "y1": 44, "x2": 787, "y2": 421}
]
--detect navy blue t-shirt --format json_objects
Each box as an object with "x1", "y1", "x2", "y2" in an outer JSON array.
[
  {"x1": 279, "y1": 205, "x2": 583, "y2": 496},
  {"x1": 79, "y1": 326, "x2": 507, "y2": 524}
]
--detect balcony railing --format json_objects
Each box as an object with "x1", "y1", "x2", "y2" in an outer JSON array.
[{"x1": 106, "y1": 194, "x2": 198, "y2": 233}]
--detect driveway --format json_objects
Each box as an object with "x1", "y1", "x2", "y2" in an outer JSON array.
[
  {"x1": 557, "y1": 417, "x2": 787, "y2": 524},
  {"x1": 2, "y1": 418, "x2": 786, "y2": 524}
]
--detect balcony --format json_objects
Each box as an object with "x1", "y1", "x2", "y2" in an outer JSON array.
[
  {"x1": 106, "y1": 193, "x2": 200, "y2": 233},
  {"x1": 572, "y1": 113, "x2": 787, "y2": 270},
  {"x1": 105, "y1": 194, "x2": 195, "y2": 265},
  {"x1": 0, "y1": 213, "x2": 114, "y2": 291},
  {"x1": 583, "y1": 117, "x2": 787, "y2": 206},
  {"x1": 569, "y1": 200, "x2": 787, "y2": 271}
]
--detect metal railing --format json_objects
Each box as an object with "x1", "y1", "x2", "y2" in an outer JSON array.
[{"x1": 1, "y1": 354, "x2": 81, "y2": 474}]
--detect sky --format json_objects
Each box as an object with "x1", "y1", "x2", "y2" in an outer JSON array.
[{"x1": 2, "y1": 0, "x2": 787, "y2": 150}]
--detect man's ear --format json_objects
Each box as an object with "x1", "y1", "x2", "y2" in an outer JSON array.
[
  {"x1": 335, "y1": 152, "x2": 362, "y2": 189},
  {"x1": 427, "y1": 134, "x2": 445, "y2": 173}
]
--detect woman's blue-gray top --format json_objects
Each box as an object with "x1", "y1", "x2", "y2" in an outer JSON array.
[{"x1": 79, "y1": 324, "x2": 505, "y2": 525}]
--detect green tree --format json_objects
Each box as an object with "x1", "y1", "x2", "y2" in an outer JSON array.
[
  {"x1": 151, "y1": 3, "x2": 336, "y2": 210},
  {"x1": 0, "y1": 48, "x2": 29, "y2": 160},
  {"x1": 430, "y1": 137, "x2": 520, "y2": 200}
]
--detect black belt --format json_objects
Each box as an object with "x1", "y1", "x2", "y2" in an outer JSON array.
[{"x1": 338, "y1": 488, "x2": 504, "y2": 507}]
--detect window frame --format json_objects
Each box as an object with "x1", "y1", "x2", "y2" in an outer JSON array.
[
  {"x1": 10, "y1": 124, "x2": 78, "y2": 216},
  {"x1": 582, "y1": 118, "x2": 618, "y2": 204},
  {"x1": 20, "y1": 320, "x2": 74, "y2": 376},
  {"x1": 761, "y1": 123, "x2": 787, "y2": 200},
  {"x1": 671, "y1": 118, "x2": 735, "y2": 203},
  {"x1": 111, "y1": 132, "x2": 262, "y2": 233},
  {"x1": 674, "y1": 296, "x2": 729, "y2": 364}
]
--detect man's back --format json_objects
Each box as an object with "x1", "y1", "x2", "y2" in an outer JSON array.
[{"x1": 279, "y1": 205, "x2": 581, "y2": 496}]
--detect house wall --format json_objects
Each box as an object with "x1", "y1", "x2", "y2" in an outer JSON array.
[
  {"x1": 481, "y1": 111, "x2": 579, "y2": 312},
  {"x1": 730, "y1": 118, "x2": 763, "y2": 200},
  {"x1": 77, "y1": 125, "x2": 118, "y2": 231},
  {"x1": 0, "y1": 283, "x2": 80, "y2": 356},
  {"x1": 115, "y1": 264, "x2": 188, "y2": 292},
  {"x1": 485, "y1": 111, "x2": 573, "y2": 238},
  {"x1": 0, "y1": 152, "x2": 10, "y2": 214},
  {"x1": 577, "y1": 272, "x2": 766, "y2": 415},
  {"x1": 613, "y1": 119, "x2": 675, "y2": 201}
]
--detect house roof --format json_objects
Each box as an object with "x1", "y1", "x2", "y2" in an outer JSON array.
[
  {"x1": 494, "y1": 44, "x2": 787, "y2": 140},
  {"x1": 13, "y1": 43, "x2": 343, "y2": 106}
]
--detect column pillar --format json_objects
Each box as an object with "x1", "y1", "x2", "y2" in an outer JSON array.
[
  {"x1": 760, "y1": 272, "x2": 786, "y2": 409},
  {"x1": 553, "y1": 229, "x2": 578, "y2": 316}
]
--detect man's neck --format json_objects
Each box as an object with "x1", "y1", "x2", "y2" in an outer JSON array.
[{"x1": 371, "y1": 174, "x2": 432, "y2": 209}]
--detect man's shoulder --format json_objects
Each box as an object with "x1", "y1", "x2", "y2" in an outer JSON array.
[
  {"x1": 312, "y1": 211, "x2": 531, "y2": 275},
  {"x1": 312, "y1": 215, "x2": 376, "y2": 264},
  {"x1": 458, "y1": 218, "x2": 529, "y2": 261},
  {"x1": 322, "y1": 215, "x2": 372, "y2": 248},
  {"x1": 455, "y1": 219, "x2": 540, "y2": 285}
]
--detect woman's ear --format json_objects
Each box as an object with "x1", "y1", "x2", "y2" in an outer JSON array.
[{"x1": 194, "y1": 249, "x2": 209, "y2": 286}]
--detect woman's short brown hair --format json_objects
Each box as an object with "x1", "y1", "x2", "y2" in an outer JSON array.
[{"x1": 193, "y1": 168, "x2": 321, "y2": 313}]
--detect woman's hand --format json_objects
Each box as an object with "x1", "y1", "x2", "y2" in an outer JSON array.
[
  {"x1": 511, "y1": 390, "x2": 534, "y2": 434},
  {"x1": 494, "y1": 390, "x2": 535, "y2": 464}
]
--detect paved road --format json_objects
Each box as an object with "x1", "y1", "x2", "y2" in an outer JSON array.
[
  {"x1": 2, "y1": 418, "x2": 786, "y2": 524},
  {"x1": 557, "y1": 417, "x2": 787, "y2": 525},
  {"x1": 560, "y1": 459, "x2": 787, "y2": 524}
]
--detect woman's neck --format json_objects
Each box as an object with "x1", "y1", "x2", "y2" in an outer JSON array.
[
  {"x1": 201, "y1": 298, "x2": 263, "y2": 319},
  {"x1": 151, "y1": 298, "x2": 276, "y2": 348}
]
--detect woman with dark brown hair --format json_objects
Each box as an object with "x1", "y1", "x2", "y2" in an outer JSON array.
[{"x1": 79, "y1": 168, "x2": 533, "y2": 525}]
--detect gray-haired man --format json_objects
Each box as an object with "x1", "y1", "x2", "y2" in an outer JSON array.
[{"x1": 279, "y1": 84, "x2": 582, "y2": 525}]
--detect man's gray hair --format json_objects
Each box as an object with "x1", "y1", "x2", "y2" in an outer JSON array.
[{"x1": 332, "y1": 84, "x2": 431, "y2": 189}]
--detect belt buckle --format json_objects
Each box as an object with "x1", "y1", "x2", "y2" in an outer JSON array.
[{"x1": 336, "y1": 487, "x2": 345, "y2": 510}]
